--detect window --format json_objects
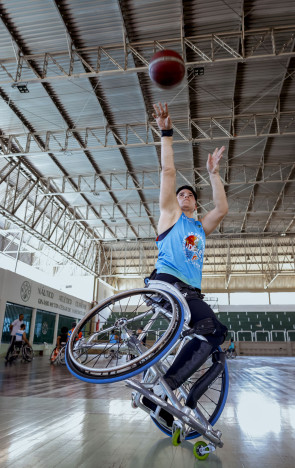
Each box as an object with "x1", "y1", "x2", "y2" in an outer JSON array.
[
  {"x1": 33, "y1": 309, "x2": 56, "y2": 344},
  {"x1": 1, "y1": 303, "x2": 32, "y2": 343}
]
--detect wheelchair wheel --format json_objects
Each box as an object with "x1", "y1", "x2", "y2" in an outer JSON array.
[
  {"x1": 22, "y1": 345, "x2": 34, "y2": 362},
  {"x1": 150, "y1": 347, "x2": 229, "y2": 440},
  {"x1": 7, "y1": 347, "x2": 18, "y2": 363},
  {"x1": 59, "y1": 347, "x2": 66, "y2": 365},
  {"x1": 66, "y1": 288, "x2": 185, "y2": 384},
  {"x1": 50, "y1": 347, "x2": 59, "y2": 364},
  {"x1": 73, "y1": 346, "x2": 88, "y2": 364}
]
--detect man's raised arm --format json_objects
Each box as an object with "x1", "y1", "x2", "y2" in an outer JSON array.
[
  {"x1": 153, "y1": 103, "x2": 181, "y2": 234},
  {"x1": 200, "y1": 146, "x2": 228, "y2": 236}
]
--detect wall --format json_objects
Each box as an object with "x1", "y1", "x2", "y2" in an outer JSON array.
[
  {"x1": 0, "y1": 268, "x2": 90, "y2": 355},
  {"x1": 231, "y1": 341, "x2": 295, "y2": 357},
  {"x1": 116, "y1": 278, "x2": 145, "y2": 291}
]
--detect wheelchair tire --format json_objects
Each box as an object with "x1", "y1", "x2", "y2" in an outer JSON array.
[
  {"x1": 7, "y1": 347, "x2": 18, "y2": 363},
  {"x1": 66, "y1": 288, "x2": 185, "y2": 384},
  {"x1": 22, "y1": 345, "x2": 34, "y2": 362},
  {"x1": 59, "y1": 347, "x2": 66, "y2": 365},
  {"x1": 50, "y1": 347, "x2": 59, "y2": 364},
  {"x1": 150, "y1": 347, "x2": 229, "y2": 440}
]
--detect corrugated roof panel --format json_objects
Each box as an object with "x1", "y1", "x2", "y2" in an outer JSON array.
[
  {"x1": 245, "y1": 0, "x2": 295, "y2": 29},
  {"x1": 183, "y1": 0, "x2": 244, "y2": 35},
  {"x1": 0, "y1": 0, "x2": 68, "y2": 53},
  {"x1": 61, "y1": 0, "x2": 124, "y2": 46}
]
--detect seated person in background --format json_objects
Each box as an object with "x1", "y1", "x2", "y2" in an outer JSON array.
[
  {"x1": 136, "y1": 327, "x2": 147, "y2": 346},
  {"x1": 6, "y1": 324, "x2": 32, "y2": 364},
  {"x1": 227, "y1": 338, "x2": 235, "y2": 352},
  {"x1": 109, "y1": 333, "x2": 120, "y2": 344},
  {"x1": 68, "y1": 322, "x2": 83, "y2": 341},
  {"x1": 5, "y1": 313, "x2": 24, "y2": 362},
  {"x1": 15, "y1": 324, "x2": 32, "y2": 349},
  {"x1": 50, "y1": 326, "x2": 68, "y2": 363},
  {"x1": 57, "y1": 326, "x2": 69, "y2": 350}
]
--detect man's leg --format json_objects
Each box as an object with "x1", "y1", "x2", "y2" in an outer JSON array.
[
  {"x1": 163, "y1": 296, "x2": 226, "y2": 391},
  {"x1": 5, "y1": 336, "x2": 16, "y2": 361},
  {"x1": 185, "y1": 349, "x2": 225, "y2": 409},
  {"x1": 164, "y1": 338, "x2": 213, "y2": 390}
]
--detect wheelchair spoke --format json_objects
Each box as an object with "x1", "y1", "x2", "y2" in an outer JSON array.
[{"x1": 66, "y1": 288, "x2": 185, "y2": 383}]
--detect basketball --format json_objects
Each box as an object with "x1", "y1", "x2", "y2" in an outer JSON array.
[{"x1": 149, "y1": 49, "x2": 185, "y2": 89}]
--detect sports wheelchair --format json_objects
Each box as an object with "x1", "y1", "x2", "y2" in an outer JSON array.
[
  {"x1": 225, "y1": 348, "x2": 237, "y2": 359},
  {"x1": 51, "y1": 338, "x2": 88, "y2": 365},
  {"x1": 66, "y1": 280, "x2": 229, "y2": 461},
  {"x1": 6, "y1": 341, "x2": 34, "y2": 364}
]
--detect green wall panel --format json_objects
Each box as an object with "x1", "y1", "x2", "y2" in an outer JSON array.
[
  {"x1": 57, "y1": 315, "x2": 78, "y2": 336},
  {"x1": 33, "y1": 309, "x2": 56, "y2": 344}
]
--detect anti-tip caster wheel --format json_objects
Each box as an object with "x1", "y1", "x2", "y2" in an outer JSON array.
[
  {"x1": 131, "y1": 398, "x2": 138, "y2": 409},
  {"x1": 131, "y1": 392, "x2": 138, "y2": 409},
  {"x1": 172, "y1": 428, "x2": 182, "y2": 447},
  {"x1": 193, "y1": 441, "x2": 210, "y2": 460}
]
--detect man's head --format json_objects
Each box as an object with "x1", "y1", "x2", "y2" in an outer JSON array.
[
  {"x1": 71, "y1": 322, "x2": 77, "y2": 329},
  {"x1": 176, "y1": 185, "x2": 198, "y2": 212},
  {"x1": 20, "y1": 324, "x2": 26, "y2": 330},
  {"x1": 19, "y1": 314, "x2": 24, "y2": 321}
]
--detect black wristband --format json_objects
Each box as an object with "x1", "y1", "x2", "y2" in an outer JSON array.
[{"x1": 161, "y1": 129, "x2": 173, "y2": 137}]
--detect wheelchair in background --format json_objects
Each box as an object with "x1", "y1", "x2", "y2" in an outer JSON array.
[
  {"x1": 225, "y1": 348, "x2": 237, "y2": 359},
  {"x1": 51, "y1": 338, "x2": 88, "y2": 365},
  {"x1": 65, "y1": 280, "x2": 229, "y2": 461},
  {"x1": 6, "y1": 341, "x2": 34, "y2": 364}
]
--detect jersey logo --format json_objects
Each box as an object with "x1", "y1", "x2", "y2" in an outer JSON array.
[{"x1": 182, "y1": 232, "x2": 205, "y2": 265}]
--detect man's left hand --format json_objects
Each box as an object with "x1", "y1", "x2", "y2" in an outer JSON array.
[{"x1": 207, "y1": 146, "x2": 226, "y2": 174}]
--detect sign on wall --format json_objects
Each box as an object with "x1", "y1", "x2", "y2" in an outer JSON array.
[{"x1": 0, "y1": 268, "x2": 89, "y2": 319}]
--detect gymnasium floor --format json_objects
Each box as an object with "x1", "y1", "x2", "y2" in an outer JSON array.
[{"x1": 0, "y1": 356, "x2": 294, "y2": 468}]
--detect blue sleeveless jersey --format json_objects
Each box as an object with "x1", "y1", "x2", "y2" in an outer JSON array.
[{"x1": 155, "y1": 213, "x2": 206, "y2": 289}]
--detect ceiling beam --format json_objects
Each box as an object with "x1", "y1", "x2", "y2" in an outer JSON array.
[
  {"x1": 1, "y1": 110, "x2": 295, "y2": 157},
  {"x1": 1, "y1": 25, "x2": 295, "y2": 85}
]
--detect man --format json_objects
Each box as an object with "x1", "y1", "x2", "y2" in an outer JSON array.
[
  {"x1": 5, "y1": 324, "x2": 32, "y2": 365},
  {"x1": 15, "y1": 324, "x2": 32, "y2": 348},
  {"x1": 68, "y1": 322, "x2": 82, "y2": 341},
  {"x1": 5, "y1": 313, "x2": 24, "y2": 362},
  {"x1": 151, "y1": 102, "x2": 228, "y2": 408},
  {"x1": 56, "y1": 326, "x2": 69, "y2": 350}
]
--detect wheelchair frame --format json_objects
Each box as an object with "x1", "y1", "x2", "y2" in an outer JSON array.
[{"x1": 65, "y1": 280, "x2": 229, "y2": 460}]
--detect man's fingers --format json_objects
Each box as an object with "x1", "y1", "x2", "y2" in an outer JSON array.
[
  {"x1": 153, "y1": 104, "x2": 160, "y2": 115},
  {"x1": 217, "y1": 146, "x2": 226, "y2": 157},
  {"x1": 212, "y1": 146, "x2": 226, "y2": 159},
  {"x1": 153, "y1": 102, "x2": 168, "y2": 117}
]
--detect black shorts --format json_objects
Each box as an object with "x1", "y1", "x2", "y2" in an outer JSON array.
[{"x1": 155, "y1": 273, "x2": 227, "y2": 347}]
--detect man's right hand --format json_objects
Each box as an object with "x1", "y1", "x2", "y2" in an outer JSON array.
[{"x1": 152, "y1": 102, "x2": 172, "y2": 130}]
